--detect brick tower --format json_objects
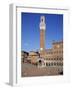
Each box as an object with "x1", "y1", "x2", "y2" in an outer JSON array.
[{"x1": 39, "y1": 16, "x2": 46, "y2": 56}]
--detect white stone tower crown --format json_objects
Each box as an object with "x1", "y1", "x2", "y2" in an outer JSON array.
[{"x1": 40, "y1": 16, "x2": 46, "y2": 30}]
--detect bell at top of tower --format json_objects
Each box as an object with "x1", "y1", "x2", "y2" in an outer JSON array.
[
  {"x1": 41, "y1": 16, "x2": 45, "y2": 23},
  {"x1": 40, "y1": 16, "x2": 46, "y2": 30}
]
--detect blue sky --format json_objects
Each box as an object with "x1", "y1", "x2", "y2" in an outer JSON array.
[{"x1": 21, "y1": 12, "x2": 63, "y2": 52}]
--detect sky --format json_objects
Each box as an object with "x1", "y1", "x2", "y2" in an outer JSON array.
[{"x1": 21, "y1": 12, "x2": 63, "y2": 52}]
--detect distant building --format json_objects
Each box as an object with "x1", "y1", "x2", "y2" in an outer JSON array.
[
  {"x1": 21, "y1": 51, "x2": 29, "y2": 63},
  {"x1": 27, "y1": 51, "x2": 40, "y2": 64},
  {"x1": 44, "y1": 41, "x2": 63, "y2": 70},
  {"x1": 45, "y1": 41, "x2": 63, "y2": 60}
]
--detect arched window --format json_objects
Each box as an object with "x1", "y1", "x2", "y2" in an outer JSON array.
[
  {"x1": 46, "y1": 63, "x2": 48, "y2": 66},
  {"x1": 51, "y1": 58, "x2": 53, "y2": 60},
  {"x1": 57, "y1": 58, "x2": 58, "y2": 60},
  {"x1": 49, "y1": 63, "x2": 50, "y2": 66},
  {"x1": 54, "y1": 62, "x2": 56, "y2": 66},
  {"x1": 59, "y1": 63, "x2": 61, "y2": 66},
  {"x1": 51, "y1": 62, "x2": 53, "y2": 66},
  {"x1": 57, "y1": 62, "x2": 59, "y2": 66},
  {"x1": 54, "y1": 58, "x2": 55, "y2": 60},
  {"x1": 59, "y1": 58, "x2": 61, "y2": 60}
]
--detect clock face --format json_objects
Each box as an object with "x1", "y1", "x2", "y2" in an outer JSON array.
[{"x1": 40, "y1": 48, "x2": 43, "y2": 51}]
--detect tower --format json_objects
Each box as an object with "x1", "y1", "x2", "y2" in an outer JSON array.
[{"x1": 39, "y1": 16, "x2": 46, "y2": 53}]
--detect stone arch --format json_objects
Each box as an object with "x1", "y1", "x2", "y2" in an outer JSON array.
[{"x1": 37, "y1": 58, "x2": 46, "y2": 67}]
